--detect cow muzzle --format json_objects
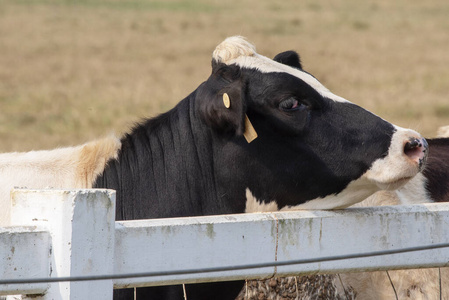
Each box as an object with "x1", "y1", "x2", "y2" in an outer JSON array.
[
  {"x1": 364, "y1": 127, "x2": 428, "y2": 191},
  {"x1": 404, "y1": 137, "x2": 428, "y2": 170}
]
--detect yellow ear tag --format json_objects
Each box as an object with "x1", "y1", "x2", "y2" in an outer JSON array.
[
  {"x1": 223, "y1": 93, "x2": 231, "y2": 109},
  {"x1": 243, "y1": 115, "x2": 258, "y2": 143}
]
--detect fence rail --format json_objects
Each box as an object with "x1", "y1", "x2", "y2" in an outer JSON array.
[{"x1": 1, "y1": 189, "x2": 449, "y2": 299}]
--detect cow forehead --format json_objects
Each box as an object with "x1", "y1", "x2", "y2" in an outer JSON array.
[{"x1": 213, "y1": 36, "x2": 349, "y2": 103}]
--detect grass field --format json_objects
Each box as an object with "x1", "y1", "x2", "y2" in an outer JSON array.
[{"x1": 1, "y1": 0, "x2": 449, "y2": 152}]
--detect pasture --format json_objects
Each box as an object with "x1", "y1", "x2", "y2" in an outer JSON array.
[{"x1": 1, "y1": 0, "x2": 449, "y2": 152}]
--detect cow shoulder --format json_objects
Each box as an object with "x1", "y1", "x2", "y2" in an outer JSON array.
[{"x1": 76, "y1": 135, "x2": 121, "y2": 187}]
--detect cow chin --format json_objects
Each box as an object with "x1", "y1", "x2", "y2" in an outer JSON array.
[
  {"x1": 369, "y1": 176, "x2": 414, "y2": 191},
  {"x1": 284, "y1": 174, "x2": 413, "y2": 211},
  {"x1": 286, "y1": 176, "x2": 379, "y2": 210}
]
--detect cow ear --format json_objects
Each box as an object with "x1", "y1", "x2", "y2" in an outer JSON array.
[
  {"x1": 273, "y1": 51, "x2": 302, "y2": 69},
  {"x1": 197, "y1": 63, "x2": 246, "y2": 137}
]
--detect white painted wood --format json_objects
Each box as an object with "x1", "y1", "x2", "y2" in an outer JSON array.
[
  {"x1": 0, "y1": 227, "x2": 50, "y2": 295},
  {"x1": 9, "y1": 189, "x2": 116, "y2": 300},
  {"x1": 274, "y1": 204, "x2": 449, "y2": 275},
  {"x1": 114, "y1": 213, "x2": 277, "y2": 288},
  {"x1": 113, "y1": 203, "x2": 449, "y2": 288},
  {"x1": 2, "y1": 189, "x2": 449, "y2": 298}
]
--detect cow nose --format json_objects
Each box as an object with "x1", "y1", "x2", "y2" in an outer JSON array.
[{"x1": 404, "y1": 137, "x2": 428, "y2": 169}]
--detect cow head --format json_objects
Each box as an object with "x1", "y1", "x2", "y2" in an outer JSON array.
[{"x1": 197, "y1": 36, "x2": 427, "y2": 211}]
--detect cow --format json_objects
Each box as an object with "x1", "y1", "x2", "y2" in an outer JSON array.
[{"x1": 0, "y1": 36, "x2": 428, "y2": 299}]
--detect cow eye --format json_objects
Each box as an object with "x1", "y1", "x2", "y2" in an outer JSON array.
[{"x1": 279, "y1": 98, "x2": 305, "y2": 111}]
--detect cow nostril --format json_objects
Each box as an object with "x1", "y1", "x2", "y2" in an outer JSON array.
[
  {"x1": 404, "y1": 137, "x2": 428, "y2": 167},
  {"x1": 404, "y1": 138, "x2": 420, "y2": 152}
]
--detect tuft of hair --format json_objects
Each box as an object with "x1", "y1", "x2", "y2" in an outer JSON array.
[{"x1": 212, "y1": 36, "x2": 256, "y2": 64}]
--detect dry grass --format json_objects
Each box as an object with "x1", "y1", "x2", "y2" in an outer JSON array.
[{"x1": 1, "y1": 0, "x2": 449, "y2": 152}]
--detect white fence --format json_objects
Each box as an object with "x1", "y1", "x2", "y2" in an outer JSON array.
[{"x1": 1, "y1": 189, "x2": 449, "y2": 299}]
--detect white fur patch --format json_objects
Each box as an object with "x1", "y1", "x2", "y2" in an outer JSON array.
[
  {"x1": 396, "y1": 173, "x2": 431, "y2": 204},
  {"x1": 213, "y1": 36, "x2": 256, "y2": 64},
  {"x1": 244, "y1": 188, "x2": 279, "y2": 213},
  {"x1": 338, "y1": 268, "x2": 448, "y2": 300},
  {"x1": 355, "y1": 190, "x2": 400, "y2": 207}
]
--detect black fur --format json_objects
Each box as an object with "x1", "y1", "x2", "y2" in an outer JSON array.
[
  {"x1": 273, "y1": 51, "x2": 302, "y2": 69},
  {"x1": 423, "y1": 138, "x2": 449, "y2": 202},
  {"x1": 94, "y1": 51, "x2": 395, "y2": 299}
]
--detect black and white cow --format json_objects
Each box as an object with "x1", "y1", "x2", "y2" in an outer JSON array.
[
  {"x1": 94, "y1": 36, "x2": 428, "y2": 299},
  {"x1": 0, "y1": 36, "x2": 428, "y2": 299}
]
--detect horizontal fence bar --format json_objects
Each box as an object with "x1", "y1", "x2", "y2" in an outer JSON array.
[
  {"x1": 113, "y1": 203, "x2": 449, "y2": 288},
  {"x1": 3, "y1": 189, "x2": 449, "y2": 296},
  {"x1": 0, "y1": 226, "x2": 50, "y2": 295}
]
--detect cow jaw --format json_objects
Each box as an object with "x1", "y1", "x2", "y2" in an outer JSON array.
[
  {"x1": 284, "y1": 177, "x2": 379, "y2": 210},
  {"x1": 244, "y1": 176, "x2": 379, "y2": 212}
]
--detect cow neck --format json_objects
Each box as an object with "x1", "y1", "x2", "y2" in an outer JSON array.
[{"x1": 94, "y1": 93, "x2": 242, "y2": 220}]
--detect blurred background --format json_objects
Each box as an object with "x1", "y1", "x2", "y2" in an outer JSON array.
[{"x1": 1, "y1": 0, "x2": 448, "y2": 152}]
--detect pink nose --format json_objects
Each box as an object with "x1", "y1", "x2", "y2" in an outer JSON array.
[{"x1": 404, "y1": 137, "x2": 428, "y2": 169}]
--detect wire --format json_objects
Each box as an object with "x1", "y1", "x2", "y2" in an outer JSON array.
[
  {"x1": 1, "y1": 242, "x2": 449, "y2": 285},
  {"x1": 386, "y1": 270, "x2": 399, "y2": 300}
]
